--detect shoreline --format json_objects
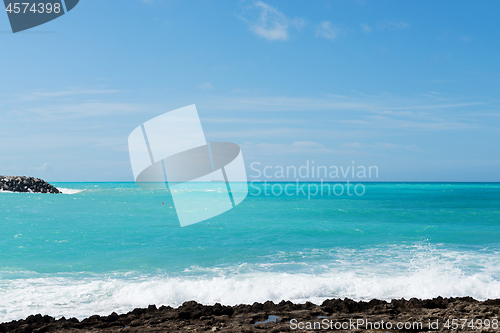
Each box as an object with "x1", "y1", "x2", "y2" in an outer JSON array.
[{"x1": 1, "y1": 297, "x2": 499, "y2": 332}]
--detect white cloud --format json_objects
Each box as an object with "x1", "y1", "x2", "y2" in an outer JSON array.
[
  {"x1": 208, "y1": 127, "x2": 295, "y2": 139},
  {"x1": 197, "y1": 83, "x2": 215, "y2": 91},
  {"x1": 203, "y1": 117, "x2": 302, "y2": 125},
  {"x1": 339, "y1": 115, "x2": 472, "y2": 131},
  {"x1": 290, "y1": 141, "x2": 325, "y2": 148},
  {"x1": 201, "y1": 96, "x2": 374, "y2": 112},
  {"x1": 243, "y1": 1, "x2": 305, "y2": 41},
  {"x1": 18, "y1": 89, "x2": 119, "y2": 101},
  {"x1": 342, "y1": 142, "x2": 363, "y2": 149},
  {"x1": 242, "y1": 141, "x2": 338, "y2": 155},
  {"x1": 198, "y1": 94, "x2": 487, "y2": 123},
  {"x1": 461, "y1": 35, "x2": 473, "y2": 42},
  {"x1": 377, "y1": 20, "x2": 410, "y2": 30},
  {"x1": 342, "y1": 142, "x2": 423, "y2": 151},
  {"x1": 31, "y1": 163, "x2": 52, "y2": 172},
  {"x1": 360, "y1": 23, "x2": 372, "y2": 33},
  {"x1": 21, "y1": 102, "x2": 150, "y2": 120},
  {"x1": 316, "y1": 21, "x2": 341, "y2": 39}
]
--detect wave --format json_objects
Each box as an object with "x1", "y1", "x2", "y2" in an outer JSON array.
[
  {"x1": 57, "y1": 188, "x2": 85, "y2": 194},
  {"x1": 1, "y1": 252, "x2": 500, "y2": 323}
]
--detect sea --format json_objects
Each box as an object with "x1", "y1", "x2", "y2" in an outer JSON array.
[{"x1": 1, "y1": 182, "x2": 499, "y2": 322}]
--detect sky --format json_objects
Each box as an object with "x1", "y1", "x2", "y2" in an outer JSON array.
[{"x1": 0, "y1": 0, "x2": 499, "y2": 182}]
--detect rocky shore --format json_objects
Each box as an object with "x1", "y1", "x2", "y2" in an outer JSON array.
[
  {"x1": 1, "y1": 297, "x2": 499, "y2": 332},
  {"x1": 0, "y1": 176, "x2": 60, "y2": 194}
]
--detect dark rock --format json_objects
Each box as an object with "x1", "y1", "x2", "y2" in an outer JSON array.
[
  {"x1": 1, "y1": 297, "x2": 499, "y2": 332},
  {"x1": 0, "y1": 176, "x2": 60, "y2": 194}
]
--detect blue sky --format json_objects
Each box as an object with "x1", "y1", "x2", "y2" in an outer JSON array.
[{"x1": 1, "y1": 0, "x2": 499, "y2": 181}]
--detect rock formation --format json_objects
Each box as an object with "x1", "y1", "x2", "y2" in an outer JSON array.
[
  {"x1": 0, "y1": 176, "x2": 60, "y2": 194},
  {"x1": 1, "y1": 297, "x2": 499, "y2": 332}
]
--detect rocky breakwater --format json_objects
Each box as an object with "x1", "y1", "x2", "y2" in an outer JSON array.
[
  {"x1": 1, "y1": 297, "x2": 500, "y2": 332},
  {"x1": 0, "y1": 176, "x2": 60, "y2": 194}
]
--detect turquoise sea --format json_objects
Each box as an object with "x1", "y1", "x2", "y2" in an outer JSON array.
[{"x1": 1, "y1": 182, "x2": 500, "y2": 322}]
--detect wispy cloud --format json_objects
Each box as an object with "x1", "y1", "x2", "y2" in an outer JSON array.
[
  {"x1": 197, "y1": 83, "x2": 215, "y2": 91},
  {"x1": 200, "y1": 93, "x2": 485, "y2": 114},
  {"x1": 242, "y1": 140, "x2": 338, "y2": 155},
  {"x1": 430, "y1": 79, "x2": 459, "y2": 83},
  {"x1": 18, "y1": 89, "x2": 119, "y2": 101},
  {"x1": 208, "y1": 127, "x2": 295, "y2": 139},
  {"x1": 199, "y1": 91, "x2": 494, "y2": 138},
  {"x1": 360, "y1": 23, "x2": 372, "y2": 33},
  {"x1": 342, "y1": 142, "x2": 425, "y2": 152},
  {"x1": 31, "y1": 163, "x2": 52, "y2": 172},
  {"x1": 460, "y1": 35, "x2": 473, "y2": 42},
  {"x1": 241, "y1": 1, "x2": 305, "y2": 41},
  {"x1": 465, "y1": 113, "x2": 500, "y2": 117},
  {"x1": 203, "y1": 117, "x2": 302, "y2": 125},
  {"x1": 201, "y1": 96, "x2": 374, "y2": 112},
  {"x1": 316, "y1": 21, "x2": 341, "y2": 39},
  {"x1": 339, "y1": 115, "x2": 473, "y2": 131},
  {"x1": 376, "y1": 20, "x2": 410, "y2": 30},
  {"x1": 20, "y1": 102, "x2": 149, "y2": 121}
]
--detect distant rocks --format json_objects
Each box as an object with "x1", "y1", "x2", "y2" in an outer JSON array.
[{"x1": 0, "y1": 176, "x2": 60, "y2": 194}]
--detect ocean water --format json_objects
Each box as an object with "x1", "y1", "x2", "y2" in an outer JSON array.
[{"x1": 1, "y1": 182, "x2": 500, "y2": 322}]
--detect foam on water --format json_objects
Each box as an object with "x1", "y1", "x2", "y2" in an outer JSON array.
[
  {"x1": 57, "y1": 188, "x2": 85, "y2": 195},
  {"x1": 1, "y1": 246, "x2": 500, "y2": 323}
]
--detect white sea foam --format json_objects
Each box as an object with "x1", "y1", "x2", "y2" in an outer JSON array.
[
  {"x1": 57, "y1": 188, "x2": 85, "y2": 194},
  {"x1": 0, "y1": 188, "x2": 85, "y2": 194},
  {"x1": 1, "y1": 252, "x2": 500, "y2": 323}
]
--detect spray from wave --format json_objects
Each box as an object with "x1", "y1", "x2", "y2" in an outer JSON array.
[
  {"x1": 57, "y1": 188, "x2": 85, "y2": 195},
  {"x1": 1, "y1": 246, "x2": 500, "y2": 323}
]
